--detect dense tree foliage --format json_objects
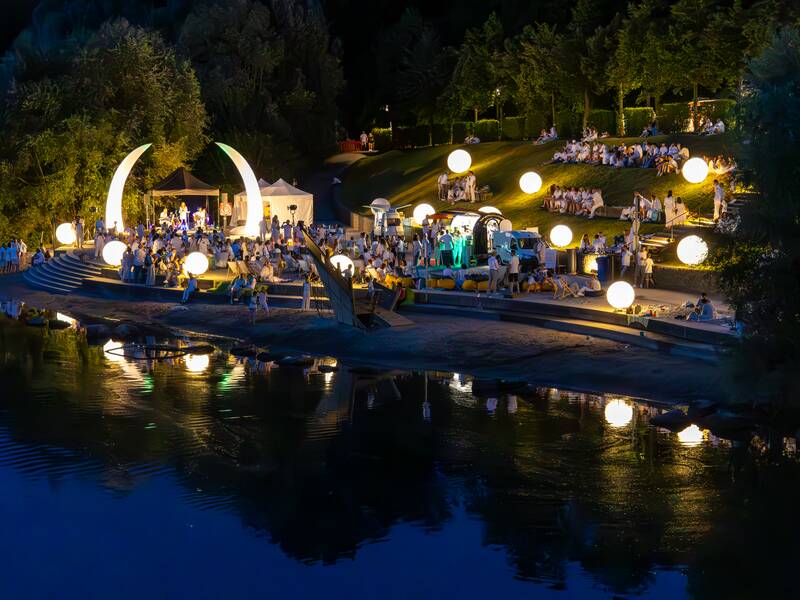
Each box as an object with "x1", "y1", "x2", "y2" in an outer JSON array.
[{"x1": 712, "y1": 28, "x2": 800, "y2": 407}]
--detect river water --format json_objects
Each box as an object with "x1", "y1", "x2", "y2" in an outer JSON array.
[{"x1": 1, "y1": 315, "x2": 798, "y2": 599}]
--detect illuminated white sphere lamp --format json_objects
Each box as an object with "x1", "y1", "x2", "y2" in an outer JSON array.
[
  {"x1": 329, "y1": 254, "x2": 355, "y2": 274},
  {"x1": 447, "y1": 149, "x2": 472, "y2": 174},
  {"x1": 676, "y1": 235, "x2": 708, "y2": 266},
  {"x1": 185, "y1": 353, "x2": 210, "y2": 373},
  {"x1": 102, "y1": 240, "x2": 127, "y2": 267},
  {"x1": 519, "y1": 171, "x2": 543, "y2": 194},
  {"x1": 606, "y1": 281, "x2": 636, "y2": 310},
  {"x1": 216, "y1": 142, "x2": 262, "y2": 238},
  {"x1": 681, "y1": 157, "x2": 709, "y2": 184},
  {"x1": 478, "y1": 206, "x2": 502, "y2": 215},
  {"x1": 549, "y1": 224, "x2": 573, "y2": 248},
  {"x1": 605, "y1": 399, "x2": 634, "y2": 428},
  {"x1": 184, "y1": 251, "x2": 209, "y2": 275},
  {"x1": 105, "y1": 143, "x2": 152, "y2": 233},
  {"x1": 412, "y1": 203, "x2": 435, "y2": 225},
  {"x1": 55, "y1": 222, "x2": 76, "y2": 246}
]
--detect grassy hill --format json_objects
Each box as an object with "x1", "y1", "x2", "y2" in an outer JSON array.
[{"x1": 341, "y1": 133, "x2": 737, "y2": 247}]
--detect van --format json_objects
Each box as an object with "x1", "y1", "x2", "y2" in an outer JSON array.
[{"x1": 492, "y1": 230, "x2": 547, "y2": 269}]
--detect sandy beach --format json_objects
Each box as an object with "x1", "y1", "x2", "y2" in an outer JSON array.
[{"x1": 0, "y1": 274, "x2": 725, "y2": 403}]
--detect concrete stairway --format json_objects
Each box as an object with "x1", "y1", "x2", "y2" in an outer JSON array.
[{"x1": 23, "y1": 251, "x2": 103, "y2": 294}]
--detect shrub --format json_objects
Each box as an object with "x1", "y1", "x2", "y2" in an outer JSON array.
[
  {"x1": 409, "y1": 125, "x2": 430, "y2": 147},
  {"x1": 432, "y1": 124, "x2": 449, "y2": 145},
  {"x1": 587, "y1": 109, "x2": 615, "y2": 135},
  {"x1": 371, "y1": 127, "x2": 392, "y2": 151},
  {"x1": 474, "y1": 119, "x2": 499, "y2": 141},
  {"x1": 624, "y1": 107, "x2": 656, "y2": 136},
  {"x1": 657, "y1": 103, "x2": 691, "y2": 133},
  {"x1": 502, "y1": 116, "x2": 525, "y2": 140}
]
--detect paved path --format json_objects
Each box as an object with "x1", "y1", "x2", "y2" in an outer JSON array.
[{"x1": 300, "y1": 153, "x2": 365, "y2": 224}]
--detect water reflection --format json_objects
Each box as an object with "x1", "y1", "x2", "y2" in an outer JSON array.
[{"x1": 1, "y1": 317, "x2": 800, "y2": 597}]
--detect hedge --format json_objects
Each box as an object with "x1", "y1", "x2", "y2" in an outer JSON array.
[
  {"x1": 371, "y1": 127, "x2": 392, "y2": 151},
  {"x1": 452, "y1": 122, "x2": 468, "y2": 143},
  {"x1": 501, "y1": 116, "x2": 525, "y2": 140},
  {"x1": 474, "y1": 119, "x2": 499, "y2": 141},
  {"x1": 700, "y1": 99, "x2": 736, "y2": 127},
  {"x1": 523, "y1": 111, "x2": 549, "y2": 138},
  {"x1": 656, "y1": 103, "x2": 689, "y2": 133},
  {"x1": 556, "y1": 109, "x2": 581, "y2": 138},
  {"x1": 587, "y1": 109, "x2": 615, "y2": 135},
  {"x1": 624, "y1": 107, "x2": 656, "y2": 136}
]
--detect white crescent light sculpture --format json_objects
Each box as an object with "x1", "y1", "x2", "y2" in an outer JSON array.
[
  {"x1": 216, "y1": 142, "x2": 262, "y2": 238},
  {"x1": 105, "y1": 143, "x2": 151, "y2": 233}
]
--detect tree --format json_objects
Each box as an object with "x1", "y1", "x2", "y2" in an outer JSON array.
[
  {"x1": 513, "y1": 23, "x2": 566, "y2": 129},
  {"x1": 449, "y1": 13, "x2": 506, "y2": 123},
  {"x1": 712, "y1": 28, "x2": 800, "y2": 407}
]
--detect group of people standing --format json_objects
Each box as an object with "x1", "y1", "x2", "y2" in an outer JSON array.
[
  {"x1": 437, "y1": 170, "x2": 478, "y2": 204},
  {"x1": 0, "y1": 239, "x2": 27, "y2": 272}
]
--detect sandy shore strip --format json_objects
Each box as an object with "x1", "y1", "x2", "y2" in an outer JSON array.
[{"x1": 0, "y1": 274, "x2": 725, "y2": 403}]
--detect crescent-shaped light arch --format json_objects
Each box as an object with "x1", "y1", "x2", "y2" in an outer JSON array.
[
  {"x1": 105, "y1": 143, "x2": 152, "y2": 233},
  {"x1": 215, "y1": 142, "x2": 262, "y2": 238}
]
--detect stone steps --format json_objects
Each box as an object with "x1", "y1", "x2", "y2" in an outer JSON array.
[{"x1": 23, "y1": 251, "x2": 102, "y2": 294}]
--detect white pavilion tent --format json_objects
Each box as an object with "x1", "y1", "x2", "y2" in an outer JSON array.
[{"x1": 233, "y1": 178, "x2": 314, "y2": 225}]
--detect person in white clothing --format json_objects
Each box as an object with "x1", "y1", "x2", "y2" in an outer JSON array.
[
  {"x1": 487, "y1": 252, "x2": 499, "y2": 293},
  {"x1": 713, "y1": 179, "x2": 725, "y2": 221},
  {"x1": 507, "y1": 250, "x2": 520, "y2": 294},
  {"x1": 437, "y1": 172, "x2": 448, "y2": 201}
]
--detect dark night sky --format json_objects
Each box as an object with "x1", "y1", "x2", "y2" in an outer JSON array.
[{"x1": 0, "y1": 1, "x2": 38, "y2": 53}]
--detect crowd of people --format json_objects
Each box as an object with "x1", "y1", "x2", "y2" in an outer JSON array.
[
  {"x1": 0, "y1": 239, "x2": 28, "y2": 273},
  {"x1": 551, "y1": 139, "x2": 692, "y2": 173}
]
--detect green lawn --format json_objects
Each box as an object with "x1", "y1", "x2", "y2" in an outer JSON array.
[{"x1": 341, "y1": 133, "x2": 737, "y2": 248}]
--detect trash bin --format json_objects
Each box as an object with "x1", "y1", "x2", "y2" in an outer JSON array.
[
  {"x1": 596, "y1": 255, "x2": 611, "y2": 283},
  {"x1": 566, "y1": 248, "x2": 577, "y2": 274}
]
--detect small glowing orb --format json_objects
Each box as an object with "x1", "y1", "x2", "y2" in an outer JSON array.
[
  {"x1": 185, "y1": 353, "x2": 210, "y2": 373},
  {"x1": 478, "y1": 206, "x2": 502, "y2": 214},
  {"x1": 329, "y1": 254, "x2": 355, "y2": 274},
  {"x1": 519, "y1": 171, "x2": 543, "y2": 194},
  {"x1": 682, "y1": 157, "x2": 709, "y2": 184},
  {"x1": 549, "y1": 224, "x2": 573, "y2": 247},
  {"x1": 447, "y1": 149, "x2": 472, "y2": 173},
  {"x1": 184, "y1": 252, "x2": 209, "y2": 275},
  {"x1": 676, "y1": 235, "x2": 708, "y2": 265},
  {"x1": 412, "y1": 203, "x2": 435, "y2": 225},
  {"x1": 56, "y1": 222, "x2": 76, "y2": 246},
  {"x1": 677, "y1": 424, "x2": 705, "y2": 447},
  {"x1": 103, "y1": 339, "x2": 125, "y2": 363},
  {"x1": 102, "y1": 240, "x2": 127, "y2": 266},
  {"x1": 605, "y1": 399, "x2": 634, "y2": 428},
  {"x1": 606, "y1": 281, "x2": 635, "y2": 310}
]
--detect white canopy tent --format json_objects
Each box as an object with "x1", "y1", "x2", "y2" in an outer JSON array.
[{"x1": 232, "y1": 178, "x2": 314, "y2": 225}]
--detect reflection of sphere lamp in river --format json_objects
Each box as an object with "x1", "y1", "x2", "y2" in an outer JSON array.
[
  {"x1": 185, "y1": 354, "x2": 210, "y2": 373},
  {"x1": 677, "y1": 424, "x2": 705, "y2": 447},
  {"x1": 604, "y1": 399, "x2": 634, "y2": 428}
]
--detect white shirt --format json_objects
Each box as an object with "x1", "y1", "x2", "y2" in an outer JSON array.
[
  {"x1": 509, "y1": 255, "x2": 520, "y2": 274},
  {"x1": 488, "y1": 256, "x2": 499, "y2": 271}
]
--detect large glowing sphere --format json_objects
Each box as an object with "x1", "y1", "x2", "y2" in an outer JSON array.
[
  {"x1": 184, "y1": 251, "x2": 209, "y2": 275},
  {"x1": 185, "y1": 353, "x2": 210, "y2": 373},
  {"x1": 447, "y1": 149, "x2": 472, "y2": 174},
  {"x1": 549, "y1": 224, "x2": 573, "y2": 247},
  {"x1": 102, "y1": 240, "x2": 127, "y2": 266},
  {"x1": 451, "y1": 213, "x2": 480, "y2": 232},
  {"x1": 606, "y1": 281, "x2": 636, "y2": 310},
  {"x1": 216, "y1": 142, "x2": 261, "y2": 238},
  {"x1": 478, "y1": 206, "x2": 501, "y2": 214},
  {"x1": 677, "y1": 424, "x2": 705, "y2": 447},
  {"x1": 55, "y1": 222, "x2": 76, "y2": 246},
  {"x1": 676, "y1": 235, "x2": 708, "y2": 265},
  {"x1": 412, "y1": 203, "x2": 435, "y2": 225},
  {"x1": 330, "y1": 254, "x2": 355, "y2": 274},
  {"x1": 519, "y1": 171, "x2": 543, "y2": 194},
  {"x1": 605, "y1": 399, "x2": 634, "y2": 428},
  {"x1": 681, "y1": 157, "x2": 709, "y2": 184},
  {"x1": 105, "y1": 143, "x2": 152, "y2": 233}
]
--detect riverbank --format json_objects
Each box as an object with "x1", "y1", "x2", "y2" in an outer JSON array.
[{"x1": 0, "y1": 274, "x2": 725, "y2": 403}]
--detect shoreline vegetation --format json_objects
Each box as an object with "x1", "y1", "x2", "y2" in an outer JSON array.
[{"x1": 0, "y1": 274, "x2": 724, "y2": 404}]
